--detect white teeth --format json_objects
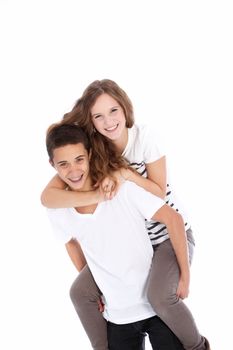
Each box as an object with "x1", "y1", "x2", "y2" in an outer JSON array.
[
  {"x1": 106, "y1": 125, "x2": 118, "y2": 131},
  {"x1": 70, "y1": 175, "x2": 82, "y2": 181}
]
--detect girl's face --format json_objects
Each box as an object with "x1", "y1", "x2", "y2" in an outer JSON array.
[{"x1": 91, "y1": 93, "x2": 127, "y2": 142}]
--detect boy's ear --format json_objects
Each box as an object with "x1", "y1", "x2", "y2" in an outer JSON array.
[{"x1": 49, "y1": 159, "x2": 54, "y2": 167}]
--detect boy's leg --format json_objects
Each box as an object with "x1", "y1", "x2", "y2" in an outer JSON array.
[
  {"x1": 70, "y1": 265, "x2": 108, "y2": 350},
  {"x1": 147, "y1": 229, "x2": 206, "y2": 350},
  {"x1": 107, "y1": 321, "x2": 146, "y2": 350},
  {"x1": 145, "y1": 315, "x2": 184, "y2": 349}
]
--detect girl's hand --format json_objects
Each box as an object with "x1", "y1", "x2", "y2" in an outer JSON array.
[
  {"x1": 99, "y1": 176, "x2": 119, "y2": 200},
  {"x1": 96, "y1": 168, "x2": 130, "y2": 201},
  {"x1": 176, "y1": 277, "x2": 190, "y2": 299}
]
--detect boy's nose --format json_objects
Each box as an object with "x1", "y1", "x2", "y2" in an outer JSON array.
[{"x1": 69, "y1": 164, "x2": 81, "y2": 173}]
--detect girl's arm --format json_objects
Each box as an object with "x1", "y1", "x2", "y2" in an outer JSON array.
[
  {"x1": 65, "y1": 239, "x2": 87, "y2": 272},
  {"x1": 40, "y1": 174, "x2": 101, "y2": 208},
  {"x1": 152, "y1": 205, "x2": 190, "y2": 299},
  {"x1": 121, "y1": 156, "x2": 167, "y2": 199}
]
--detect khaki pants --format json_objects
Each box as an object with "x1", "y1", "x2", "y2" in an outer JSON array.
[{"x1": 70, "y1": 229, "x2": 206, "y2": 350}]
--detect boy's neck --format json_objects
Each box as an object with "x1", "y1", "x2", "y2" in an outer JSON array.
[
  {"x1": 75, "y1": 203, "x2": 98, "y2": 214},
  {"x1": 70, "y1": 176, "x2": 99, "y2": 214}
]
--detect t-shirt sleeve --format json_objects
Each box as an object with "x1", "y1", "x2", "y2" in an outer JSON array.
[
  {"x1": 140, "y1": 124, "x2": 165, "y2": 164},
  {"x1": 124, "y1": 182, "x2": 165, "y2": 220},
  {"x1": 47, "y1": 208, "x2": 73, "y2": 244}
]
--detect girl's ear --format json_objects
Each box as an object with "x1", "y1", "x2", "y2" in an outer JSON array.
[{"x1": 88, "y1": 148, "x2": 92, "y2": 160}]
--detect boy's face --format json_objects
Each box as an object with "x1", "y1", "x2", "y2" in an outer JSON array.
[{"x1": 51, "y1": 143, "x2": 92, "y2": 191}]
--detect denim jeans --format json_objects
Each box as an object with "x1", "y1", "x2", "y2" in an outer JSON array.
[{"x1": 107, "y1": 315, "x2": 184, "y2": 350}]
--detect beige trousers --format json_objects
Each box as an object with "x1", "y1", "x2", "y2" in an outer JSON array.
[{"x1": 70, "y1": 229, "x2": 206, "y2": 350}]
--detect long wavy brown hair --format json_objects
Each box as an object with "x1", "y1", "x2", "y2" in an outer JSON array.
[
  {"x1": 89, "y1": 131, "x2": 129, "y2": 186},
  {"x1": 60, "y1": 79, "x2": 133, "y2": 183}
]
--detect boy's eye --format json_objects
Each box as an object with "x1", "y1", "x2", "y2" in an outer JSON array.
[{"x1": 59, "y1": 163, "x2": 68, "y2": 168}]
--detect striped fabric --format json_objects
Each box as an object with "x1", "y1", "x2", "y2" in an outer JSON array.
[{"x1": 130, "y1": 161, "x2": 188, "y2": 246}]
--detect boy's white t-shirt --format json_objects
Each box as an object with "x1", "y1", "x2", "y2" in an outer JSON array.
[
  {"x1": 47, "y1": 181, "x2": 164, "y2": 324},
  {"x1": 122, "y1": 124, "x2": 190, "y2": 245}
]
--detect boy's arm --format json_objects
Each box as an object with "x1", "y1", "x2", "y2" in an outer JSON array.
[
  {"x1": 66, "y1": 238, "x2": 105, "y2": 312},
  {"x1": 41, "y1": 174, "x2": 101, "y2": 208},
  {"x1": 152, "y1": 204, "x2": 190, "y2": 299},
  {"x1": 65, "y1": 239, "x2": 87, "y2": 272}
]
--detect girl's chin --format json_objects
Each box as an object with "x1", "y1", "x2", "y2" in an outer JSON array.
[{"x1": 104, "y1": 131, "x2": 121, "y2": 140}]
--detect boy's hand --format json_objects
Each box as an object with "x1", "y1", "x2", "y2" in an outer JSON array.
[{"x1": 97, "y1": 298, "x2": 105, "y2": 313}]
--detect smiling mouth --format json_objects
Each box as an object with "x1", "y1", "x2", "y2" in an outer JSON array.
[
  {"x1": 105, "y1": 124, "x2": 118, "y2": 132},
  {"x1": 68, "y1": 174, "x2": 83, "y2": 183}
]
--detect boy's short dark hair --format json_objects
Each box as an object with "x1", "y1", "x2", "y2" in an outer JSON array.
[{"x1": 46, "y1": 123, "x2": 91, "y2": 162}]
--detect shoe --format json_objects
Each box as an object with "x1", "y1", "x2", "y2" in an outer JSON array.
[{"x1": 204, "y1": 337, "x2": 211, "y2": 350}]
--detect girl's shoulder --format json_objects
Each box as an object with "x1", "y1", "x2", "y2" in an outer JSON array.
[
  {"x1": 134, "y1": 123, "x2": 159, "y2": 145},
  {"x1": 134, "y1": 123, "x2": 165, "y2": 160}
]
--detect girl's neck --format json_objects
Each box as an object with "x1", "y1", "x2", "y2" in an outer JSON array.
[{"x1": 112, "y1": 127, "x2": 128, "y2": 154}]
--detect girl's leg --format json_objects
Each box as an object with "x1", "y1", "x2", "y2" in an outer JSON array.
[
  {"x1": 70, "y1": 265, "x2": 108, "y2": 350},
  {"x1": 147, "y1": 229, "x2": 206, "y2": 350}
]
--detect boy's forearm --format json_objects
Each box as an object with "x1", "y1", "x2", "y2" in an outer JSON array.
[{"x1": 65, "y1": 239, "x2": 87, "y2": 272}]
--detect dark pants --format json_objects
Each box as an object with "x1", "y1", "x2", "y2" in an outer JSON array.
[{"x1": 107, "y1": 315, "x2": 184, "y2": 350}]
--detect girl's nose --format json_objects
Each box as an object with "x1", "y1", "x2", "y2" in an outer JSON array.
[{"x1": 104, "y1": 115, "x2": 113, "y2": 126}]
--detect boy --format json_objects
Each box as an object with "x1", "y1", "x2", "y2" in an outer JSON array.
[{"x1": 46, "y1": 122, "x2": 187, "y2": 349}]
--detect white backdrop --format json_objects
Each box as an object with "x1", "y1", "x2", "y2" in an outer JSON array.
[{"x1": 0, "y1": 1, "x2": 232, "y2": 349}]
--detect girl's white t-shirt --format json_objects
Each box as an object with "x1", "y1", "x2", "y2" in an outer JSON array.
[{"x1": 122, "y1": 124, "x2": 190, "y2": 245}]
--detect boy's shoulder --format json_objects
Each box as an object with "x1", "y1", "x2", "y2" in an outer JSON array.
[{"x1": 117, "y1": 180, "x2": 147, "y2": 198}]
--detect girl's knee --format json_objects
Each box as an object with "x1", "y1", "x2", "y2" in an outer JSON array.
[
  {"x1": 69, "y1": 277, "x2": 86, "y2": 304},
  {"x1": 69, "y1": 274, "x2": 101, "y2": 306},
  {"x1": 147, "y1": 286, "x2": 178, "y2": 316}
]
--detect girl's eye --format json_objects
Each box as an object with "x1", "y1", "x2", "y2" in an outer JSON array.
[
  {"x1": 111, "y1": 108, "x2": 118, "y2": 113},
  {"x1": 94, "y1": 114, "x2": 102, "y2": 119}
]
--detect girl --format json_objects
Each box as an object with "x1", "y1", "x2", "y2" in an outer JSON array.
[{"x1": 41, "y1": 80, "x2": 210, "y2": 350}]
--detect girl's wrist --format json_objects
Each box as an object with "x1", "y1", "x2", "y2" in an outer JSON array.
[
  {"x1": 125, "y1": 168, "x2": 134, "y2": 181},
  {"x1": 120, "y1": 168, "x2": 131, "y2": 181}
]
